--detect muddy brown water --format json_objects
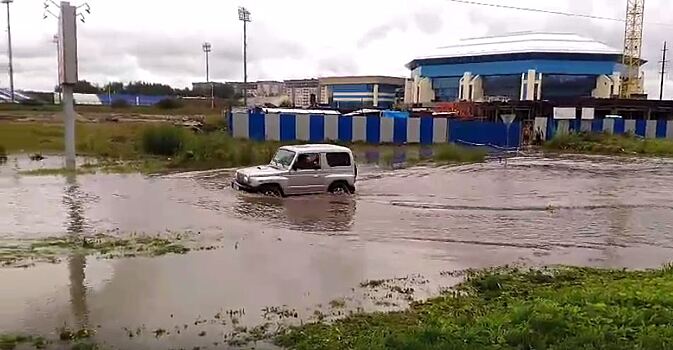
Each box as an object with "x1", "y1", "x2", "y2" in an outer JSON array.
[{"x1": 2, "y1": 153, "x2": 673, "y2": 348}]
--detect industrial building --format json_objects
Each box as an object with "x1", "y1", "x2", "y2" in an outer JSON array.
[
  {"x1": 405, "y1": 32, "x2": 644, "y2": 105},
  {"x1": 318, "y1": 76, "x2": 405, "y2": 109}
]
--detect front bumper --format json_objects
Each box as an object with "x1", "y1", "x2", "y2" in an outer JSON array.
[{"x1": 231, "y1": 180, "x2": 258, "y2": 193}]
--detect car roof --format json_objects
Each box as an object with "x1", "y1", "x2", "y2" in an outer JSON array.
[{"x1": 280, "y1": 144, "x2": 352, "y2": 153}]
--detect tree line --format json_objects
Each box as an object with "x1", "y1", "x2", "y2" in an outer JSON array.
[{"x1": 60, "y1": 80, "x2": 237, "y2": 99}]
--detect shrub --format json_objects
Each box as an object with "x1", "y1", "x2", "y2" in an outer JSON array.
[
  {"x1": 19, "y1": 99, "x2": 46, "y2": 106},
  {"x1": 544, "y1": 132, "x2": 673, "y2": 156},
  {"x1": 141, "y1": 125, "x2": 187, "y2": 156},
  {"x1": 155, "y1": 98, "x2": 183, "y2": 110},
  {"x1": 279, "y1": 99, "x2": 292, "y2": 108},
  {"x1": 110, "y1": 99, "x2": 130, "y2": 109}
]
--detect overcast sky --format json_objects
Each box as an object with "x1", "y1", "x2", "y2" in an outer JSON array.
[{"x1": 3, "y1": 0, "x2": 673, "y2": 97}]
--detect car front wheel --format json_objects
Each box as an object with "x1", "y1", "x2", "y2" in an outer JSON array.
[{"x1": 259, "y1": 184, "x2": 283, "y2": 197}]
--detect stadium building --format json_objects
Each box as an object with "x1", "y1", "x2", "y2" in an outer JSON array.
[{"x1": 405, "y1": 32, "x2": 644, "y2": 104}]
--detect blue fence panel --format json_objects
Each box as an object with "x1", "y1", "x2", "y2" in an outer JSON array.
[
  {"x1": 547, "y1": 119, "x2": 556, "y2": 139},
  {"x1": 393, "y1": 118, "x2": 408, "y2": 144},
  {"x1": 507, "y1": 123, "x2": 522, "y2": 147},
  {"x1": 309, "y1": 115, "x2": 325, "y2": 142},
  {"x1": 338, "y1": 116, "x2": 353, "y2": 143},
  {"x1": 568, "y1": 119, "x2": 581, "y2": 133},
  {"x1": 591, "y1": 119, "x2": 604, "y2": 133},
  {"x1": 280, "y1": 114, "x2": 296, "y2": 142},
  {"x1": 613, "y1": 119, "x2": 625, "y2": 134},
  {"x1": 420, "y1": 117, "x2": 434, "y2": 145},
  {"x1": 366, "y1": 116, "x2": 381, "y2": 144},
  {"x1": 657, "y1": 119, "x2": 668, "y2": 138},
  {"x1": 635, "y1": 120, "x2": 646, "y2": 137},
  {"x1": 249, "y1": 111, "x2": 266, "y2": 141},
  {"x1": 449, "y1": 120, "x2": 520, "y2": 147}
]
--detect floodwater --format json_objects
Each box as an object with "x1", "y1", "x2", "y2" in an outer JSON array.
[{"x1": 2, "y1": 153, "x2": 673, "y2": 348}]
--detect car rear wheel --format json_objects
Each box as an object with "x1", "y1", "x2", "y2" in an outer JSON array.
[
  {"x1": 259, "y1": 184, "x2": 283, "y2": 197},
  {"x1": 329, "y1": 182, "x2": 351, "y2": 195}
]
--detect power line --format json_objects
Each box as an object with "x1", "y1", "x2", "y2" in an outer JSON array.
[
  {"x1": 446, "y1": 0, "x2": 673, "y2": 27},
  {"x1": 447, "y1": 0, "x2": 622, "y2": 22}
]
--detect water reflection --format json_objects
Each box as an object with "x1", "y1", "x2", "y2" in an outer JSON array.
[
  {"x1": 233, "y1": 194, "x2": 356, "y2": 232},
  {"x1": 63, "y1": 173, "x2": 89, "y2": 328}
]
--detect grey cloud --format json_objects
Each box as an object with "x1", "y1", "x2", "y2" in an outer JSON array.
[
  {"x1": 318, "y1": 56, "x2": 358, "y2": 76},
  {"x1": 413, "y1": 10, "x2": 442, "y2": 35},
  {"x1": 357, "y1": 21, "x2": 407, "y2": 49},
  {"x1": 38, "y1": 26, "x2": 307, "y2": 84}
]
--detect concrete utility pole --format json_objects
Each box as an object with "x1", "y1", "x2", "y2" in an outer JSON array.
[
  {"x1": 59, "y1": 2, "x2": 78, "y2": 170},
  {"x1": 660, "y1": 41, "x2": 668, "y2": 100},
  {"x1": 2, "y1": 0, "x2": 14, "y2": 103},
  {"x1": 238, "y1": 6, "x2": 250, "y2": 107},
  {"x1": 202, "y1": 42, "x2": 213, "y2": 109}
]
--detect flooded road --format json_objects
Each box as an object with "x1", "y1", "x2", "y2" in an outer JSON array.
[{"x1": 2, "y1": 154, "x2": 673, "y2": 348}]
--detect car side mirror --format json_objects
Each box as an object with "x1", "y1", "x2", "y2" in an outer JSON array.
[{"x1": 291, "y1": 164, "x2": 298, "y2": 171}]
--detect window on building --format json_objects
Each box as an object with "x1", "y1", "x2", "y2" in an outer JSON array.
[
  {"x1": 482, "y1": 75, "x2": 521, "y2": 101},
  {"x1": 432, "y1": 77, "x2": 461, "y2": 102},
  {"x1": 326, "y1": 153, "x2": 351, "y2": 167}
]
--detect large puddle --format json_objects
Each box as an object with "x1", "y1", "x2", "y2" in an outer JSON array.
[{"x1": 2, "y1": 153, "x2": 673, "y2": 348}]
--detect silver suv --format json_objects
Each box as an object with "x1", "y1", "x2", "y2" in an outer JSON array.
[{"x1": 232, "y1": 144, "x2": 357, "y2": 197}]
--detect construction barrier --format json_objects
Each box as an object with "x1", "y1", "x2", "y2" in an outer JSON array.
[
  {"x1": 535, "y1": 117, "x2": 673, "y2": 140},
  {"x1": 228, "y1": 111, "x2": 521, "y2": 147}
]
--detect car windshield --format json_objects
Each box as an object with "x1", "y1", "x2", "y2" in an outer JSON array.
[{"x1": 270, "y1": 149, "x2": 296, "y2": 168}]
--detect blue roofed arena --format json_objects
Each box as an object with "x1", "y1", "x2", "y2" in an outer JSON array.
[{"x1": 404, "y1": 32, "x2": 640, "y2": 104}]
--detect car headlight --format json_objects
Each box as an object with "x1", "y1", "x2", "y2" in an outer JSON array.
[{"x1": 243, "y1": 175, "x2": 250, "y2": 183}]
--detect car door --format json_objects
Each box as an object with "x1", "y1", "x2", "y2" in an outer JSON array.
[{"x1": 287, "y1": 153, "x2": 325, "y2": 194}]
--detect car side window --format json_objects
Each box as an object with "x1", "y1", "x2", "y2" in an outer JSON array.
[
  {"x1": 295, "y1": 153, "x2": 321, "y2": 170},
  {"x1": 326, "y1": 152, "x2": 351, "y2": 167}
]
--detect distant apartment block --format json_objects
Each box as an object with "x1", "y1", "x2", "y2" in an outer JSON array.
[
  {"x1": 256, "y1": 81, "x2": 285, "y2": 97},
  {"x1": 285, "y1": 79, "x2": 319, "y2": 108}
]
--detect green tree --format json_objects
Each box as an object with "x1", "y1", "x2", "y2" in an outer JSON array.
[
  {"x1": 124, "y1": 81, "x2": 174, "y2": 96},
  {"x1": 72, "y1": 80, "x2": 101, "y2": 94}
]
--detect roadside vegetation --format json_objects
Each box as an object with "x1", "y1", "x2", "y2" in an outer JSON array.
[
  {"x1": 434, "y1": 143, "x2": 487, "y2": 164},
  {"x1": 276, "y1": 265, "x2": 673, "y2": 350},
  {"x1": 0, "y1": 233, "x2": 193, "y2": 268},
  {"x1": 545, "y1": 132, "x2": 673, "y2": 157},
  {"x1": 1, "y1": 121, "x2": 489, "y2": 175}
]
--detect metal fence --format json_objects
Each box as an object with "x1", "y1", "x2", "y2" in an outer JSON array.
[{"x1": 228, "y1": 111, "x2": 521, "y2": 147}]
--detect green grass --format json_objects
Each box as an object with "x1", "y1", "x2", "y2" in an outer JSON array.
[
  {"x1": 2, "y1": 122, "x2": 489, "y2": 175},
  {"x1": 545, "y1": 132, "x2": 673, "y2": 157},
  {"x1": 0, "y1": 233, "x2": 192, "y2": 267},
  {"x1": 0, "y1": 121, "x2": 146, "y2": 156},
  {"x1": 0, "y1": 102, "x2": 223, "y2": 116},
  {"x1": 0, "y1": 334, "x2": 47, "y2": 350},
  {"x1": 276, "y1": 265, "x2": 673, "y2": 350},
  {"x1": 434, "y1": 143, "x2": 488, "y2": 164}
]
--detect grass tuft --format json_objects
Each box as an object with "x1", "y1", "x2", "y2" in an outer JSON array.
[{"x1": 434, "y1": 143, "x2": 487, "y2": 164}]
